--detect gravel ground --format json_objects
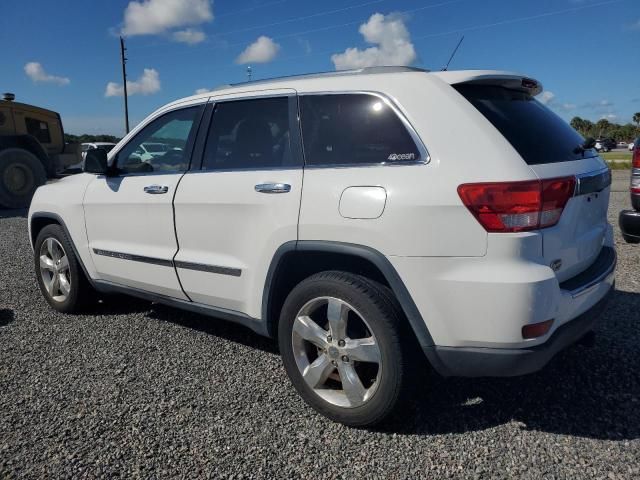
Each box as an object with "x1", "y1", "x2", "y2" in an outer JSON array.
[{"x1": 1, "y1": 171, "x2": 638, "y2": 479}]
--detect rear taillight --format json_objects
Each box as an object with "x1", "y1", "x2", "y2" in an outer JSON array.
[
  {"x1": 633, "y1": 145, "x2": 640, "y2": 169},
  {"x1": 522, "y1": 319, "x2": 554, "y2": 339},
  {"x1": 457, "y1": 177, "x2": 576, "y2": 233}
]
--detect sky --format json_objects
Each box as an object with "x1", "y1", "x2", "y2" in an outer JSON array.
[{"x1": 1, "y1": 0, "x2": 639, "y2": 136}]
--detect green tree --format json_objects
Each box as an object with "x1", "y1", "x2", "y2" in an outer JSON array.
[{"x1": 633, "y1": 112, "x2": 640, "y2": 127}]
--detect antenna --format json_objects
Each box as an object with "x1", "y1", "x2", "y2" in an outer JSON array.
[
  {"x1": 120, "y1": 36, "x2": 130, "y2": 134},
  {"x1": 442, "y1": 35, "x2": 464, "y2": 71}
]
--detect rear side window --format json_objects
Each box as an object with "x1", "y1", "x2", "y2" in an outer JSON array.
[
  {"x1": 25, "y1": 117, "x2": 51, "y2": 143},
  {"x1": 300, "y1": 94, "x2": 420, "y2": 166},
  {"x1": 202, "y1": 97, "x2": 294, "y2": 170},
  {"x1": 455, "y1": 85, "x2": 595, "y2": 165}
]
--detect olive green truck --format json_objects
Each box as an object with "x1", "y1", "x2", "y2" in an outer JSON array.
[{"x1": 0, "y1": 93, "x2": 82, "y2": 208}]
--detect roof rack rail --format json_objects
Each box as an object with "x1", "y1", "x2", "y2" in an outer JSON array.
[{"x1": 218, "y1": 66, "x2": 428, "y2": 90}]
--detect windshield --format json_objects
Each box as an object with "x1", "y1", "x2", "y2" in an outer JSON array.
[{"x1": 455, "y1": 85, "x2": 597, "y2": 165}]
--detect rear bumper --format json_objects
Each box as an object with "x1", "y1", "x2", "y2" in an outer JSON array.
[
  {"x1": 425, "y1": 286, "x2": 613, "y2": 377},
  {"x1": 619, "y1": 209, "x2": 640, "y2": 240}
]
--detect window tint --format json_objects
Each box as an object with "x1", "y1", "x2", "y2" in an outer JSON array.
[
  {"x1": 202, "y1": 97, "x2": 294, "y2": 170},
  {"x1": 116, "y1": 106, "x2": 201, "y2": 174},
  {"x1": 25, "y1": 117, "x2": 51, "y2": 143},
  {"x1": 454, "y1": 85, "x2": 596, "y2": 165},
  {"x1": 300, "y1": 94, "x2": 420, "y2": 166}
]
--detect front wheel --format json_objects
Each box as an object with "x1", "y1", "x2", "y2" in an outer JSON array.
[
  {"x1": 34, "y1": 224, "x2": 96, "y2": 313},
  {"x1": 278, "y1": 271, "x2": 407, "y2": 427}
]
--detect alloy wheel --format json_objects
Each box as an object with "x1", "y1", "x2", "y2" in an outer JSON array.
[
  {"x1": 39, "y1": 238, "x2": 71, "y2": 303},
  {"x1": 291, "y1": 296, "x2": 382, "y2": 408}
]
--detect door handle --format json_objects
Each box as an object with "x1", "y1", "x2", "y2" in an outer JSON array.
[
  {"x1": 255, "y1": 183, "x2": 291, "y2": 194},
  {"x1": 144, "y1": 185, "x2": 169, "y2": 194}
]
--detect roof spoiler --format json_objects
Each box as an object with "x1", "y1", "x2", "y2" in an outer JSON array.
[{"x1": 434, "y1": 71, "x2": 543, "y2": 96}]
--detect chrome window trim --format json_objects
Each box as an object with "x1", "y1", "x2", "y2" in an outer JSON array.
[{"x1": 298, "y1": 90, "x2": 430, "y2": 168}]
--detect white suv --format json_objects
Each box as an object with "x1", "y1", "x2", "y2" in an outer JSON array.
[{"x1": 28, "y1": 67, "x2": 615, "y2": 426}]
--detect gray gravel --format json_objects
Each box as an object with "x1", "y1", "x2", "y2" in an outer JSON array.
[{"x1": 1, "y1": 171, "x2": 639, "y2": 479}]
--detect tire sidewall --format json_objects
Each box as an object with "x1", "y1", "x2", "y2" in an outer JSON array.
[
  {"x1": 34, "y1": 224, "x2": 84, "y2": 313},
  {"x1": 0, "y1": 148, "x2": 47, "y2": 209},
  {"x1": 278, "y1": 273, "x2": 403, "y2": 426}
]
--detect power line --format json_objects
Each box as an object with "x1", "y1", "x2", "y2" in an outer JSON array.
[
  {"x1": 210, "y1": 0, "x2": 387, "y2": 38},
  {"x1": 413, "y1": 0, "x2": 627, "y2": 40},
  {"x1": 215, "y1": 0, "x2": 289, "y2": 19}
]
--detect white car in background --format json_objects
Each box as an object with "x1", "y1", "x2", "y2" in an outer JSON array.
[
  {"x1": 134, "y1": 142, "x2": 169, "y2": 161},
  {"x1": 27, "y1": 67, "x2": 615, "y2": 426},
  {"x1": 629, "y1": 141, "x2": 636, "y2": 152}
]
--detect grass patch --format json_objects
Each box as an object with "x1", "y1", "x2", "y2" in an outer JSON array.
[
  {"x1": 601, "y1": 151, "x2": 632, "y2": 161},
  {"x1": 606, "y1": 160, "x2": 632, "y2": 170}
]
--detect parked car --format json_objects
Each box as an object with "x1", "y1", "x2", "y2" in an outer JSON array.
[
  {"x1": 595, "y1": 138, "x2": 616, "y2": 152},
  {"x1": 619, "y1": 136, "x2": 640, "y2": 243},
  {"x1": 629, "y1": 141, "x2": 636, "y2": 152},
  {"x1": 28, "y1": 67, "x2": 615, "y2": 426},
  {"x1": 81, "y1": 142, "x2": 116, "y2": 160}
]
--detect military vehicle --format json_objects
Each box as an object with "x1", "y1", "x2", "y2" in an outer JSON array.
[{"x1": 0, "y1": 92, "x2": 82, "y2": 208}]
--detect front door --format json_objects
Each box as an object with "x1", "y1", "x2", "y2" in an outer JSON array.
[
  {"x1": 83, "y1": 103, "x2": 204, "y2": 298},
  {"x1": 173, "y1": 91, "x2": 303, "y2": 317}
]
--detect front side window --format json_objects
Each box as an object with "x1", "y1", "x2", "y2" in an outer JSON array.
[
  {"x1": 116, "y1": 106, "x2": 201, "y2": 174},
  {"x1": 300, "y1": 94, "x2": 420, "y2": 166},
  {"x1": 25, "y1": 117, "x2": 51, "y2": 143},
  {"x1": 202, "y1": 96, "x2": 294, "y2": 170}
]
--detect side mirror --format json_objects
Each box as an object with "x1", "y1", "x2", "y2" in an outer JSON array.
[{"x1": 83, "y1": 148, "x2": 108, "y2": 174}]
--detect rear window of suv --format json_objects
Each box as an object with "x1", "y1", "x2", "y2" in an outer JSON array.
[{"x1": 454, "y1": 85, "x2": 596, "y2": 165}]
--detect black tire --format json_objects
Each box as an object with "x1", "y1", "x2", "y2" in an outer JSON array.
[
  {"x1": 0, "y1": 148, "x2": 47, "y2": 209},
  {"x1": 34, "y1": 224, "x2": 96, "y2": 313},
  {"x1": 622, "y1": 234, "x2": 640, "y2": 244},
  {"x1": 278, "y1": 271, "x2": 407, "y2": 427}
]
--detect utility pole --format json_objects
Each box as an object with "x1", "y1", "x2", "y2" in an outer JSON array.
[
  {"x1": 120, "y1": 36, "x2": 130, "y2": 134},
  {"x1": 246, "y1": 65, "x2": 252, "y2": 82}
]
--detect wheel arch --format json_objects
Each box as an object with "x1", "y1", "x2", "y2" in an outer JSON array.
[
  {"x1": 30, "y1": 212, "x2": 96, "y2": 288},
  {"x1": 262, "y1": 240, "x2": 435, "y2": 351}
]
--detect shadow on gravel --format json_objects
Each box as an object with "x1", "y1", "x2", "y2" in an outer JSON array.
[
  {"x1": 146, "y1": 304, "x2": 279, "y2": 355},
  {"x1": 0, "y1": 309, "x2": 15, "y2": 327},
  {"x1": 382, "y1": 289, "x2": 640, "y2": 441},
  {"x1": 0, "y1": 208, "x2": 27, "y2": 219}
]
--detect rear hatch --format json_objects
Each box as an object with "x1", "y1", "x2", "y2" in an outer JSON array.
[{"x1": 455, "y1": 82, "x2": 611, "y2": 282}]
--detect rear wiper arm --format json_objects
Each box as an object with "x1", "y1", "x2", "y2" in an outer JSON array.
[{"x1": 573, "y1": 137, "x2": 596, "y2": 156}]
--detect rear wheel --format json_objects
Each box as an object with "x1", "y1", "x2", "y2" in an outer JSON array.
[
  {"x1": 622, "y1": 234, "x2": 640, "y2": 244},
  {"x1": 34, "y1": 224, "x2": 96, "y2": 313},
  {"x1": 278, "y1": 271, "x2": 407, "y2": 427},
  {"x1": 0, "y1": 148, "x2": 47, "y2": 208}
]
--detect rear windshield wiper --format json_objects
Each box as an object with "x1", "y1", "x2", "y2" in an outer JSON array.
[{"x1": 573, "y1": 138, "x2": 596, "y2": 157}]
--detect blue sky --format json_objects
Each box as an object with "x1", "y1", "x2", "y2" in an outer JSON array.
[{"x1": 2, "y1": 0, "x2": 639, "y2": 136}]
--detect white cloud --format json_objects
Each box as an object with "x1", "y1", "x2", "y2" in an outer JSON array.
[
  {"x1": 121, "y1": 0, "x2": 213, "y2": 36},
  {"x1": 172, "y1": 28, "x2": 206, "y2": 44},
  {"x1": 105, "y1": 68, "x2": 161, "y2": 97},
  {"x1": 194, "y1": 88, "x2": 210, "y2": 95},
  {"x1": 600, "y1": 113, "x2": 618, "y2": 121},
  {"x1": 24, "y1": 62, "x2": 70, "y2": 86},
  {"x1": 538, "y1": 91, "x2": 555, "y2": 105},
  {"x1": 236, "y1": 36, "x2": 280, "y2": 64},
  {"x1": 331, "y1": 13, "x2": 416, "y2": 70}
]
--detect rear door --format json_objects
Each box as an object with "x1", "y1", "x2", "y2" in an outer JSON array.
[
  {"x1": 173, "y1": 90, "x2": 303, "y2": 317},
  {"x1": 456, "y1": 84, "x2": 611, "y2": 281}
]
